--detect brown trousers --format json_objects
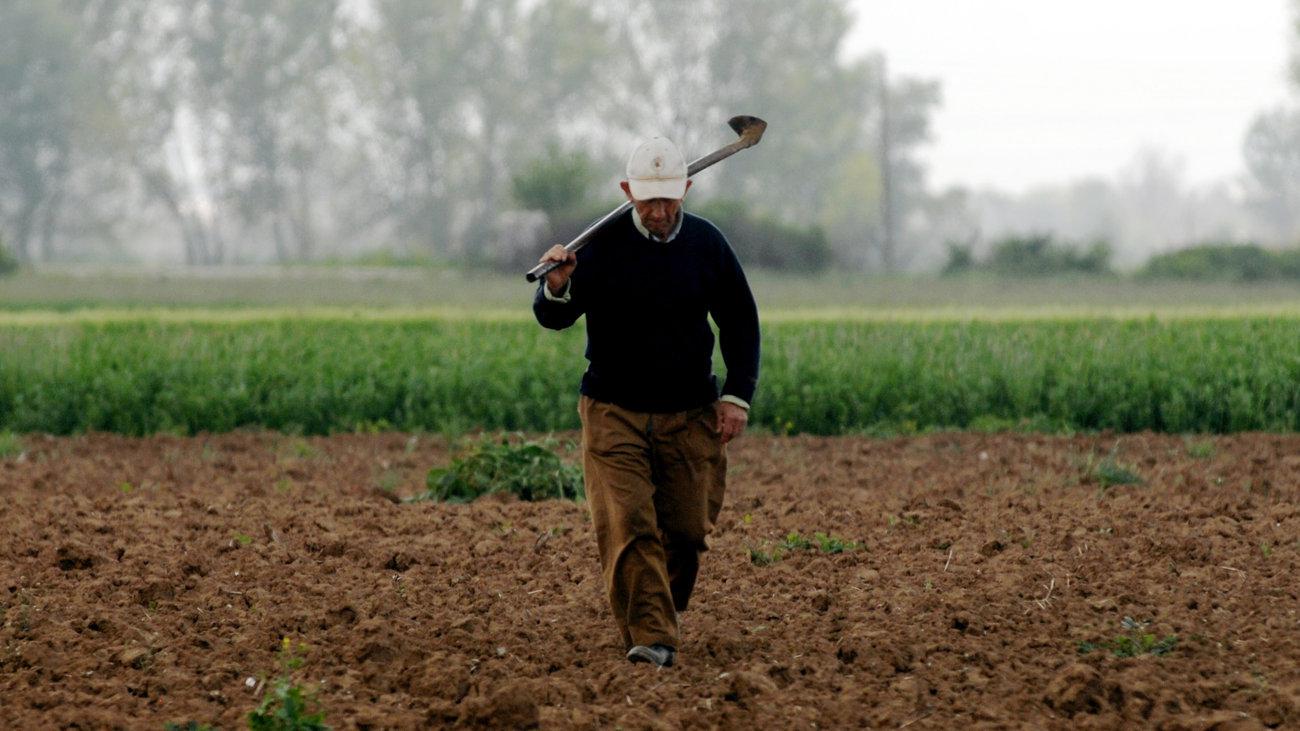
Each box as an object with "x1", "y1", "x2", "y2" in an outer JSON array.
[{"x1": 578, "y1": 395, "x2": 727, "y2": 650}]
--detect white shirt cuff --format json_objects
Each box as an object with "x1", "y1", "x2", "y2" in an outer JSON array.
[
  {"x1": 719, "y1": 395, "x2": 750, "y2": 411},
  {"x1": 542, "y1": 280, "x2": 572, "y2": 303}
]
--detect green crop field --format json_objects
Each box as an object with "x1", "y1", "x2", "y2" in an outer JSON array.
[{"x1": 2, "y1": 313, "x2": 1296, "y2": 436}]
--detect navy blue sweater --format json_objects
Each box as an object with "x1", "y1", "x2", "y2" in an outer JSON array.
[{"x1": 533, "y1": 210, "x2": 760, "y2": 413}]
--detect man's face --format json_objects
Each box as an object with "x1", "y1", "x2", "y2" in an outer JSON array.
[{"x1": 620, "y1": 180, "x2": 691, "y2": 238}]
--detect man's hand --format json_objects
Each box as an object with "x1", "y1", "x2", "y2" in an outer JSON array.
[
  {"x1": 540, "y1": 245, "x2": 577, "y2": 296},
  {"x1": 715, "y1": 401, "x2": 748, "y2": 444}
]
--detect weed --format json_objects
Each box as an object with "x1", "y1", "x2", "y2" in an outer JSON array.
[
  {"x1": 407, "y1": 435, "x2": 582, "y2": 503},
  {"x1": 750, "y1": 530, "x2": 860, "y2": 565},
  {"x1": 0, "y1": 432, "x2": 23, "y2": 459},
  {"x1": 280, "y1": 439, "x2": 317, "y2": 461},
  {"x1": 780, "y1": 531, "x2": 813, "y2": 552},
  {"x1": 164, "y1": 723, "x2": 214, "y2": 731},
  {"x1": 234, "y1": 533, "x2": 254, "y2": 546},
  {"x1": 1078, "y1": 617, "x2": 1178, "y2": 658},
  {"x1": 813, "y1": 531, "x2": 859, "y2": 554},
  {"x1": 748, "y1": 548, "x2": 779, "y2": 566},
  {"x1": 1086, "y1": 453, "x2": 1144, "y2": 488},
  {"x1": 1185, "y1": 440, "x2": 1215, "y2": 459},
  {"x1": 375, "y1": 471, "x2": 401, "y2": 494},
  {"x1": 248, "y1": 638, "x2": 328, "y2": 731},
  {"x1": 1260, "y1": 542, "x2": 1272, "y2": 558}
]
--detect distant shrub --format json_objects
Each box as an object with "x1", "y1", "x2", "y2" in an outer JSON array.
[
  {"x1": 941, "y1": 241, "x2": 975, "y2": 275},
  {"x1": 1140, "y1": 243, "x2": 1300, "y2": 281},
  {"x1": 511, "y1": 145, "x2": 599, "y2": 219},
  {"x1": 984, "y1": 234, "x2": 1112, "y2": 276},
  {"x1": 692, "y1": 199, "x2": 832, "y2": 272},
  {"x1": 942, "y1": 233, "x2": 1112, "y2": 277}
]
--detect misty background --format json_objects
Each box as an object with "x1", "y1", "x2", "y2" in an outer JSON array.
[{"x1": 1, "y1": 0, "x2": 1299, "y2": 276}]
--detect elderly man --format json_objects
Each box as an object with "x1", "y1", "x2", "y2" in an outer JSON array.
[{"x1": 533, "y1": 136, "x2": 760, "y2": 668}]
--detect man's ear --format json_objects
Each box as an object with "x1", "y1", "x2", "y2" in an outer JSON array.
[
  {"x1": 682, "y1": 179, "x2": 693, "y2": 198},
  {"x1": 620, "y1": 180, "x2": 635, "y2": 202}
]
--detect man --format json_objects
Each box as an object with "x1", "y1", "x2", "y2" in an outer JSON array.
[{"x1": 533, "y1": 136, "x2": 760, "y2": 668}]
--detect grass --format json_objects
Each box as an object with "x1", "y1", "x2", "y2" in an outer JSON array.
[
  {"x1": 1, "y1": 316, "x2": 1298, "y2": 436},
  {"x1": 6, "y1": 268, "x2": 1300, "y2": 314}
]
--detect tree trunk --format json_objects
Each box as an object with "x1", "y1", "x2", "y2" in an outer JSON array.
[
  {"x1": 39, "y1": 181, "x2": 67, "y2": 262},
  {"x1": 12, "y1": 199, "x2": 38, "y2": 264}
]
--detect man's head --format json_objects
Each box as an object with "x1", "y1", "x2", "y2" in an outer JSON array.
[{"x1": 621, "y1": 136, "x2": 691, "y2": 238}]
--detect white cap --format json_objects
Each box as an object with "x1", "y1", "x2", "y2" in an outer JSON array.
[{"x1": 625, "y1": 136, "x2": 688, "y2": 200}]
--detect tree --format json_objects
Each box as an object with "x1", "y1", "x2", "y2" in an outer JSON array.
[
  {"x1": 1292, "y1": 0, "x2": 1299, "y2": 91},
  {"x1": 82, "y1": 0, "x2": 343, "y2": 264},
  {"x1": 874, "y1": 59, "x2": 942, "y2": 271},
  {"x1": 0, "y1": 3, "x2": 87, "y2": 262},
  {"x1": 192, "y1": 0, "x2": 342, "y2": 263},
  {"x1": 367, "y1": 0, "x2": 612, "y2": 258},
  {"x1": 1242, "y1": 107, "x2": 1300, "y2": 244},
  {"x1": 599, "y1": 0, "x2": 940, "y2": 272}
]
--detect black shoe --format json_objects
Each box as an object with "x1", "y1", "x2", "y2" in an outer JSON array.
[{"x1": 626, "y1": 644, "x2": 675, "y2": 667}]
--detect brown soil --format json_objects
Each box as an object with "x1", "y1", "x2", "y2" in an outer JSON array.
[{"x1": 0, "y1": 431, "x2": 1296, "y2": 730}]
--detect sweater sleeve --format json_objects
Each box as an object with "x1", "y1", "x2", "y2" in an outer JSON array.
[
  {"x1": 533, "y1": 274, "x2": 585, "y2": 330},
  {"x1": 709, "y1": 234, "x2": 760, "y2": 405}
]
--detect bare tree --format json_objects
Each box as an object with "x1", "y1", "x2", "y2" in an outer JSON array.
[{"x1": 0, "y1": 3, "x2": 84, "y2": 262}]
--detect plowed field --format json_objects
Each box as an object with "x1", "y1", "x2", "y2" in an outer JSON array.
[{"x1": 0, "y1": 432, "x2": 1296, "y2": 729}]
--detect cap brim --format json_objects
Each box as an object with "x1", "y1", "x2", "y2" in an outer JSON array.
[{"x1": 627, "y1": 177, "x2": 688, "y2": 201}]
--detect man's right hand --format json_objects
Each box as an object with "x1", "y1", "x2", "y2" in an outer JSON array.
[{"x1": 540, "y1": 245, "x2": 577, "y2": 296}]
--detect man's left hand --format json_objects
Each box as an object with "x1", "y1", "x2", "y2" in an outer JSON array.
[{"x1": 715, "y1": 401, "x2": 748, "y2": 444}]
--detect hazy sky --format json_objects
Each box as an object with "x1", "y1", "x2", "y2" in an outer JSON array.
[{"x1": 844, "y1": 0, "x2": 1295, "y2": 193}]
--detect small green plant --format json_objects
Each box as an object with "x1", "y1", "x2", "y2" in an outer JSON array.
[
  {"x1": 750, "y1": 531, "x2": 860, "y2": 565},
  {"x1": 0, "y1": 432, "x2": 23, "y2": 459},
  {"x1": 748, "y1": 547, "x2": 779, "y2": 566},
  {"x1": 1185, "y1": 440, "x2": 1215, "y2": 459},
  {"x1": 1082, "y1": 448, "x2": 1144, "y2": 488},
  {"x1": 164, "y1": 723, "x2": 214, "y2": 731},
  {"x1": 780, "y1": 531, "x2": 813, "y2": 551},
  {"x1": 408, "y1": 435, "x2": 582, "y2": 503},
  {"x1": 248, "y1": 638, "x2": 329, "y2": 731},
  {"x1": 813, "y1": 532, "x2": 858, "y2": 554},
  {"x1": 281, "y1": 439, "x2": 317, "y2": 460},
  {"x1": 375, "y1": 471, "x2": 401, "y2": 493},
  {"x1": 1078, "y1": 617, "x2": 1178, "y2": 658},
  {"x1": 234, "y1": 533, "x2": 254, "y2": 546},
  {"x1": 1093, "y1": 458, "x2": 1143, "y2": 487}
]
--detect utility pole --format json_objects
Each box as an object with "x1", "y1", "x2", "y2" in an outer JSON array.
[{"x1": 878, "y1": 55, "x2": 896, "y2": 273}]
